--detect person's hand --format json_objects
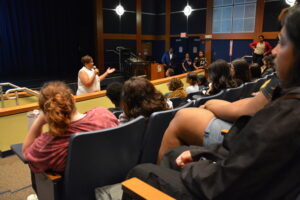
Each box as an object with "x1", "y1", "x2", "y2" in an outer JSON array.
[
  {"x1": 94, "y1": 68, "x2": 99, "y2": 75},
  {"x1": 106, "y1": 67, "x2": 116, "y2": 74},
  {"x1": 176, "y1": 150, "x2": 193, "y2": 168},
  {"x1": 199, "y1": 105, "x2": 205, "y2": 109}
]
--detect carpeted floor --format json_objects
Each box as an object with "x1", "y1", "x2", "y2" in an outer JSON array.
[{"x1": 0, "y1": 155, "x2": 35, "y2": 200}]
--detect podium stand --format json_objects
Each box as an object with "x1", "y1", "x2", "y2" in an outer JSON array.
[{"x1": 149, "y1": 63, "x2": 165, "y2": 80}]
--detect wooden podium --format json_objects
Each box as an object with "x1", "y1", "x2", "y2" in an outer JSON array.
[{"x1": 149, "y1": 63, "x2": 165, "y2": 80}]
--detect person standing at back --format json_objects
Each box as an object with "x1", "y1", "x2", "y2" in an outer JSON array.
[
  {"x1": 161, "y1": 48, "x2": 176, "y2": 76},
  {"x1": 77, "y1": 55, "x2": 115, "y2": 95},
  {"x1": 249, "y1": 35, "x2": 272, "y2": 67}
]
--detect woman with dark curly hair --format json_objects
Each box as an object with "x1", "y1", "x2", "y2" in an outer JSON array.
[
  {"x1": 119, "y1": 77, "x2": 171, "y2": 124},
  {"x1": 204, "y1": 59, "x2": 237, "y2": 95},
  {"x1": 166, "y1": 78, "x2": 187, "y2": 98}
]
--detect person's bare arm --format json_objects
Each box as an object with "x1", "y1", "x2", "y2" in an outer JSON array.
[
  {"x1": 99, "y1": 67, "x2": 115, "y2": 81},
  {"x1": 204, "y1": 92, "x2": 269, "y2": 122},
  {"x1": 22, "y1": 113, "x2": 47, "y2": 154},
  {"x1": 78, "y1": 69, "x2": 98, "y2": 87},
  {"x1": 182, "y1": 63, "x2": 187, "y2": 72}
]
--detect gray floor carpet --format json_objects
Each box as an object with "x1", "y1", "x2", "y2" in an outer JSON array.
[{"x1": 0, "y1": 155, "x2": 35, "y2": 200}]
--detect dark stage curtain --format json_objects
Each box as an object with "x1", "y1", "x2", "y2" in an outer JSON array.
[{"x1": 0, "y1": 0, "x2": 95, "y2": 82}]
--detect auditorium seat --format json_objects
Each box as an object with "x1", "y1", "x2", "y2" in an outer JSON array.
[
  {"x1": 222, "y1": 84, "x2": 244, "y2": 102},
  {"x1": 194, "y1": 90, "x2": 225, "y2": 107},
  {"x1": 169, "y1": 97, "x2": 185, "y2": 108},
  {"x1": 139, "y1": 101, "x2": 193, "y2": 164},
  {"x1": 11, "y1": 116, "x2": 146, "y2": 200}
]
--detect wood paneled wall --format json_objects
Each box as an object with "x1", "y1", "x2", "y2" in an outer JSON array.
[{"x1": 95, "y1": 0, "x2": 279, "y2": 71}]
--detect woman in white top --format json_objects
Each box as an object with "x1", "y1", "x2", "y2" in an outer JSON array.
[
  {"x1": 76, "y1": 55, "x2": 115, "y2": 95},
  {"x1": 185, "y1": 72, "x2": 200, "y2": 94}
]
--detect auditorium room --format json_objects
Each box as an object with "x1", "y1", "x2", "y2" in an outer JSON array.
[{"x1": 1, "y1": 0, "x2": 300, "y2": 199}]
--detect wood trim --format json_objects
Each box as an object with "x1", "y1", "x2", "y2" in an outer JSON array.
[
  {"x1": 165, "y1": 0, "x2": 171, "y2": 50},
  {"x1": 261, "y1": 32, "x2": 279, "y2": 40},
  {"x1": 255, "y1": 0, "x2": 265, "y2": 35},
  {"x1": 205, "y1": 0, "x2": 213, "y2": 64},
  {"x1": 136, "y1": 0, "x2": 142, "y2": 54},
  {"x1": 122, "y1": 178, "x2": 175, "y2": 200},
  {"x1": 103, "y1": 34, "x2": 137, "y2": 40},
  {"x1": 95, "y1": 0, "x2": 104, "y2": 71},
  {"x1": 150, "y1": 69, "x2": 204, "y2": 85},
  {"x1": 212, "y1": 33, "x2": 256, "y2": 40},
  {"x1": 141, "y1": 35, "x2": 166, "y2": 40},
  {"x1": 170, "y1": 34, "x2": 205, "y2": 38},
  {"x1": 0, "y1": 69, "x2": 204, "y2": 117}
]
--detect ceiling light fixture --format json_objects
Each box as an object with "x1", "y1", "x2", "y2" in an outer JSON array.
[
  {"x1": 183, "y1": 5, "x2": 193, "y2": 17},
  {"x1": 285, "y1": 0, "x2": 295, "y2": 6},
  {"x1": 115, "y1": 4, "x2": 125, "y2": 16}
]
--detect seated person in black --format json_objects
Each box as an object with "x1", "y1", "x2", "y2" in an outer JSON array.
[
  {"x1": 193, "y1": 50, "x2": 207, "y2": 70},
  {"x1": 181, "y1": 53, "x2": 193, "y2": 72},
  {"x1": 127, "y1": 6, "x2": 300, "y2": 200},
  {"x1": 106, "y1": 82, "x2": 123, "y2": 113}
]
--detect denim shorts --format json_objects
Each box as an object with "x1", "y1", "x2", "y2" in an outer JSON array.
[{"x1": 203, "y1": 118, "x2": 232, "y2": 147}]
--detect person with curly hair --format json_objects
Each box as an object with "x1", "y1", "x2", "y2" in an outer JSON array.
[
  {"x1": 166, "y1": 78, "x2": 187, "y2": 99},
  {"x1": 119, "y1": 77, "x2": 171, "y2": 124},
  {"x1": 22, "y1": 81, "x2": 118, "y2": 173}
]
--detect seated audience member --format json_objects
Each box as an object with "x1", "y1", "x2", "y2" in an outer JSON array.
[
  {"x1": 197, "y1": 74, "x2": 208, "y2": 91},
  {"x1": 22, "y1": 81, "x2": 118, "y2": 173},
  {"x1": 231, "y1": 58, "x2": 251, "y2": 86},
  {"x1": 165, "y1": 68, "x2": 175, "y2": 77},
  {"x1": 202, "y1": 59, "x2": 237, "y2": 96},
  {"x1": 158, "y1": 76, "x2": 278, "y2": 160},
  {"x1": 249, "y1": 63, "x2": 262, "y2": 80},
  {"x1": 118, "y1": 77, "x2": 170, "y2": 124},
  {"x1": 127, "y1": 6, "x2": 300, "y2": 199},
  {"x1": 181, "y1": 53, "x2": 193, "y2": 72},
  {"x1": 106, "y1": 82, "x2": 123, "y2": 113},
  {"x1": 261, "y1": 54, "x2": 275, "y2": 77},
  {"x1": 193, "y1": 50, "x2": 207, "y2": 70},
  {"x1": 185, "y1": 72, "x2": 200, "y2": 94},
  {"x1": 166, "y1": 78, "x2": 187, "y2": 99},
  {"x1": 77, "y1": 55, "x2": 115, "y2": 95}
]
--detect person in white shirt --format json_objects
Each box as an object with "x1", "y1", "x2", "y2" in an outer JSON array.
[
  {"x1": 76, "y1": 55, "x2": 115, "y2": 95},
  {"x1": 185, "y1": 72, "x2": 200, "y2": 94}
]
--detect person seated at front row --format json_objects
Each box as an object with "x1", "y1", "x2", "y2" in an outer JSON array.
[
  {"x1": 181, "y1": 53, "x2": 193, "y2": 72},
  {"x1": 166, "y1": 78, "x2": 187, "y2": 99},
  {"x1": 118, "y1": 77, "x2": 171, "y2": 124},
  {"x1": 127, "y1": 6, "x2": 300, "y2": 199},
  {"x1": 77, "y1": 55, "x2": 115, "y2": 95},
  {"x1": 106, "y1": 82, "x2": 123, "y2": 113},
  {"x1": 22, "y1": 81, "x2": 118, "y2": 173},
  {"x1": 185, "y1": 72, "x2": 200, "y2": 94}
]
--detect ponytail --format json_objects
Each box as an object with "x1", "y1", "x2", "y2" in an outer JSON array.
[{"x1": 39, "y1": 81, "x2": 75, "y2": 136}]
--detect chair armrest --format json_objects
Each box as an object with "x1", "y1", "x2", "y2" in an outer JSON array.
[
  {"x1": 221, "y1": 129, "x2": 229, "y2": 136},
  {"x1": 122, "y1": 177, "x2": 175, "y2": 200},
  {"x1": 11, "y1": 143, "x2": 28, "y2": 164},
  {"x1": 44, "y1": 171, "x2": 62, "y2": 183}
]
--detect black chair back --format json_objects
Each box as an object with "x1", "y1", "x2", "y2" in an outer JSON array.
[
  {"x1": 63, "y1": 116, "x2": 146, "y2": 200},
  {"x1": 194, "y1": 90, "x2": 225, "y2": 107},
  {"x1": 240, "y1": 80, "x2": 258, "y2": 98},
  {"x1": 139, "y1": 101, "x2": 193, "y2": 164},
  {"x1": 169, "y1": 97, "x2": 185, "y2": 108},
  {"x1": 186, "y1": 91, "x2": 202, "y2": 100},
  {"x1": 222, "y1": 84, "x2": 244, "y2": 102}
]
